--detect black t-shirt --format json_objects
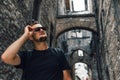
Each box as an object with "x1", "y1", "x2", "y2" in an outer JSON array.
[{"x1": 16, "y1": 48, "x2": 70, "y2": 80}]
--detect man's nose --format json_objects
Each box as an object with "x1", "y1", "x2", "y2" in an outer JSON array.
[{"x1": 40, "y1": 28, "x2": 43, "y2": 31}]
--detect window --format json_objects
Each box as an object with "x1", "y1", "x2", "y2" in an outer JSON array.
[
  {"x1": 78, "y1": 50, "x2": 83, "y2": 56},
  {"x1": 72, "y1": 50, "x2": 84, "y2": 60},
  {"x1": 71, "y1": 30, "x2": 82, "y2": 38},
  {"x1": 58, "y1": 0, "x2": 92, "y2": 15},
  {"x1": 71, "y1": 0, "x2": 87, "y2": 12}
]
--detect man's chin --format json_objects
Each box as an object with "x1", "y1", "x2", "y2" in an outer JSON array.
[{"x1": 38, "y1": 36, "x2": 47, "y2": 42}]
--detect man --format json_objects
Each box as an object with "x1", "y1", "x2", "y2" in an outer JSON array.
[{"x1": 1, "y1": 21, "x2": 72, "y2": 80}]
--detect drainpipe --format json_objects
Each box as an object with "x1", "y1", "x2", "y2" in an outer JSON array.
[
  {"x1": 32, "y1": 0, "x2": 42, "y2": 20},
  {"x1": 93, "y1": 0, "x2": 103, "y2": 80}
]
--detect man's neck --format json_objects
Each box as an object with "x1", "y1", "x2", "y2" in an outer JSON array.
[{"x1": 34, "y1": 42, "x2": 49, "y2": 51}]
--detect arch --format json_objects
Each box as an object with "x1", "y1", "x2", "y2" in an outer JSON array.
[
  {"x1": 55, "y1": 16, "x2": 97, "y2": 38},
  {"x1": 56, "y1": 26, "x2": 97, "y2": 38},
  {"x1": 70, "y1": 48, "x2": 88, "y2": 58},
  {"x1": 69, "y1": 48, "x2": 93, "y2": 68}
]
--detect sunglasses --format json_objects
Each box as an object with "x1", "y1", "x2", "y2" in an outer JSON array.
[{"x1": 33, "y1": 27, "x2": 47, "y2": 32}]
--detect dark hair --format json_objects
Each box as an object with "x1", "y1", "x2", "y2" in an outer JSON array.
[{"x1": 27, "y1": 19, "x2": 39, "y2": 26}]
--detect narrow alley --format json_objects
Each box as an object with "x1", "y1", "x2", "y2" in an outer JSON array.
[{"x1": 0, "y1": 0, "x2": 120, "y2": 80}]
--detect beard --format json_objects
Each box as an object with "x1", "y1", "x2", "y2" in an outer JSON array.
[
  {"x1": 38, "y1": 36, "x2": 47, "y2": 42},
  {"x1": 32, "y1": 35, "x2": 47, "y2": 42}
]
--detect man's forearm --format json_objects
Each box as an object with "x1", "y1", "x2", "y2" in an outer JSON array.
[
  {"x1": 63, "y1": 70, "x2": 72, "y2": 80},
  {"x1": 1, "y1": 33, "x2": 28, "y2": 63}
]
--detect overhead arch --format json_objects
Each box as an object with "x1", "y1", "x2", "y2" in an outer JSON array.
[
  {"x1": 70, "y1": 48, "x2": 88, "y2": 58},
  {"x1": 56, "y1": 26, "x2": 97, "y2": 38},
  {"x1": 70, "y1": 48, "x2": 92, "y2": 68},
  {"x1": 55, "y1": 16, "x2": 97, "y2": 38}
]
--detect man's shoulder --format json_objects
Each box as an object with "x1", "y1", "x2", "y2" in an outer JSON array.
[
  {"x1": 50, "y1": 48, "x2": 64, "y2": 56},
  {"x1": 51, "y1": 47, "x2": 63, "y2": 51}
]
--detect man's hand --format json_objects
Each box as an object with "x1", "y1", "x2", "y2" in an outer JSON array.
[{"x1": 23, "y1": 25, "x2": 34, "y2": 40}]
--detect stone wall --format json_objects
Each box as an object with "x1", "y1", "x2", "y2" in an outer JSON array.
[
  {"x1": 96, "y1": 0, "x2": 120, "y2": 80},
  {"x1": 0, "y1": 0, "x2": 34, "y2": 79},
  {"x1": 2, "y1": 0, "x2": 119, "y2": 79},
  {"x1": 0, "y1": 0, "x2": 58, "y2": 79},
  {"x1": 38, "y1": 0, "x2": 58, "y2": 47}
]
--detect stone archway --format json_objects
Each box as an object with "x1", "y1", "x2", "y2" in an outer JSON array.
[
  {"x1": 55, "y1": 16, "x2": 97, "y2": 38},
  {"x1": 70, "y1": 49, "x2": 92, "y2": 67},
  {"x1": 70, "y1": 49, "x2": 92, "y2": 80},
  {"x1": 56, "y1": 26, "x2": 97, "y2": 38},
  {"x1": 56, "y1": 28, "x2": 98, "y2": 80}
]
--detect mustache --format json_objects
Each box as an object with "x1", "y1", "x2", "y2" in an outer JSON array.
[{"x1": 39, "y1": 36, "x2": 47, "y2": 42}]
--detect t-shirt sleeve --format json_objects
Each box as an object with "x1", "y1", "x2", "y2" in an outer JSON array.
[
  {"x1": 58, "y1": 49, "x2": 71, "y2": 70},
  {"x1": 15, "y1": 51, "x2": 27, "y2": 69}
]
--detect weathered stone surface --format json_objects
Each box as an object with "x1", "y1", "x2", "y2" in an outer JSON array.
[
  {"x1": 0, "y1": 0, "x2": 34, "y2": 79},
  {"x1": 56, "y1": 17, "x2": 96, "y2": 37},
  {"x1": 97, "y1": 0, "x2": 120, "y2": 80},
  {"x1": 38, "y1": 0, "x2": 58, "y2": 46},
  {"x1": 1, "y1": 0, "x2": 120, "y2": 80},
  {"x1": 0, "y1": 0, "x2": 58, "y2": 79}
]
